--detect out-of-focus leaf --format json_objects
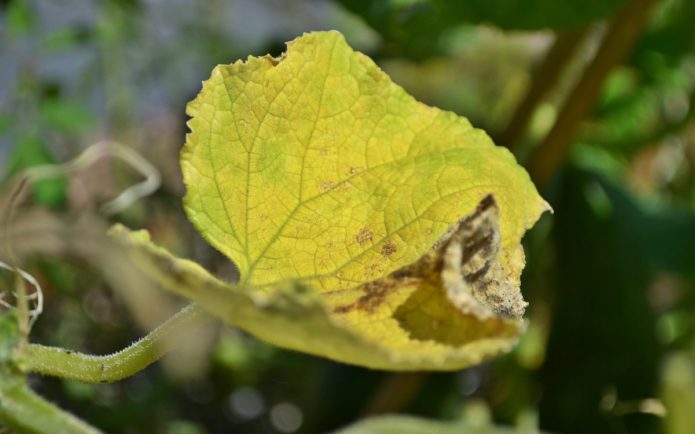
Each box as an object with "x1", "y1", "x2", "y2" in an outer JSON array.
[
  {"x1": 333, "y1": 410, "x2": 538, "y2": 434},
  {"x1": 40, "y1": 28, "x2": 93, "y2": 53},
  {"x1": 585, "y1": 68, "x2": 694, "y2": 153},
  {"x1": 630, "y1": 0, "x2": 695, "y2": 77},
  {"x1": 661, "y1": 352, "x2": 695, "y2": 434},
  {"x1": 5, "y1": 136, "x2": 67, "y2": 207},
  {"x1": 167, "y1": 31, "x2": 548, "y2": 370},
  {"x1": 586, "y1": 0, "x2": 695, "y2": 154},
  {"x1": 4, "y1": 0, "x2": 35, "y2": 35},
  {"x1": 0, "y1": 114, "x2": 12, "y2": 134},
  {"x1": 537, "y1": 166, "x2": 695, "y2": 433},
  {"x1": 336, "y1": 0, "x2": 627, "y2": 58},
  {"x1": 165, "y1": 420, "x2": 207, "y2": 434},
  {"x1": 460, "y1": 0, "x2": 627, "y2": 29},
  {"x1": 39, "y1": 100, "x2": 95, "y2": 133},
  {"x1": 588, "y1": 70, "x2": 662, "y2": 148},
  {"x1": 0, "y1": 312, "x2": 19, "y2": 366}
]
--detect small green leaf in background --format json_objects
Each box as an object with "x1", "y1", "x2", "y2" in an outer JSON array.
[
  {"x1": 0, "y1": 114, "x2": 12, "y2": 134},
  {"x1": 0, "y1": 311, "x2": 19, "y2": 367},
  {"x1": 4, "y1": 0, "x2": 35, "y2": 36},
  {"x1": 5, "y1": 135, "x2": 67, "y2": 208},
  {"x1": 662, "y1": 352, "x2": 695, "y2": 434},
  {"x1": 40, "y1": 28, "x2": 93, "y2": 54},
  {"x1": 336, "y1": 0, "x2": 628, "y2": 59},
  {"x1": 39, "y1": 100, "x2": 95, "y2": 134},
  {"x1": 334, "y1": 401, "x2": 539, "y2": 434},
  {"x1": 538, "y1": 165, "x2": 695, "y2": 434}
]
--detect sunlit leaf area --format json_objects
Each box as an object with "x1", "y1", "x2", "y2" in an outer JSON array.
[{"x1": 1, "y1": 1, "x2": 695, "y2": 433}]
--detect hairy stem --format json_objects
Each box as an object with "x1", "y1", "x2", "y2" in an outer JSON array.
[
  {"x1": 23, "y1": 304, "x2": 209, "y2": 383},
  {"x1": 0, "y1": 375, "x2": 103, "y2": 434}
]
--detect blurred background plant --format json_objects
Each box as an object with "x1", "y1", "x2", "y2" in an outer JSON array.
[{"x1": 1, "y1": 0, "x2": 695, "y2": 433}]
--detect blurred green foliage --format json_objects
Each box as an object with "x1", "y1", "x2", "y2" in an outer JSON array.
[
  {"x1": 335, "y1": 401, "x2": 538, "y2": 433},
  {"x1": 2, "y1": 0, "x2": 695, "y2": 433},
  {"x1": 5, "y1": 136, "x2": 66, "y2": 207},
  {"x1": 336, "y1": 0, "x2": 629, "y2": 58}
]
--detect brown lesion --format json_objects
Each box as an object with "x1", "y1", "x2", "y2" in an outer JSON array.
[
  {"x1": 381, "y1": 241, "x2": 397, "y2": 257},
  {"x1": 269, "y1": 52, "x2": 286, "y2": 66},
  {"x1": 364, "y1": 262, "x2": 382, "y2": 274},
  {"x1": 355, "y1": 227, "x2": 374, "y2": 246},
  {"x1": 333, "y1": 194, "x2": 527, "y2": 320},
  {"x1": 457, "y1": 196, "x2": 498, "y2": 281},
  {"x1": 333, "y1": 277, "x2": 417, "y2": 314},
  {"x1": 319, "y1": 181, "x2": 334, "y2": 192},
  {"x1": 447, "y1": 195, "x2": 527, "y2": 319}
]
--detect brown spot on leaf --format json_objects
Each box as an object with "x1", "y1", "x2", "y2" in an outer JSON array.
[
  {"x1": 319, "y1": 181, "x2": 334, "y2": 192},
  {"x1": 333, "y1": 277, "x2": 417, "y2": 314},
  {"x1": 364, "y1": 262, "x2": 386, "y2": 279},
  {"x1": 339, "y1": 194, "x2": 526, "y2": 321},
  {"x1": 355, "y1": 227, "x2": 373, "y2": 246},
  {"x1": 381, "y1": 241, "x2": 397, "y2": 257},
  {"x1": 269, "y1": 53, "x2": 286, "y2": 66}
]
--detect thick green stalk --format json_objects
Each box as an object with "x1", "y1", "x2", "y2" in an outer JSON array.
[
  {"x1": 0, "y1": 311, "x2": 102, "y2": 433},
  {"x1": 0, "y1": 374, "x2": 103, "y2": 434},
  {"x1": 24, "y1": 304, "x2": 208, "y2": 383}
]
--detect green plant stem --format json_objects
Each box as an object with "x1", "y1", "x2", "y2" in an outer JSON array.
[
  {"x1": 3, "y1": 178, "x2": 31, "y2": 354},
  {"x1": 23, "y1": 303, "x2": 209, "y2": 383},
  {"x1": 526, "y1": 0, "x2": 657, "y2": 187},
  {"x1": 0, "y1": 374, "x2": 103, "y2": 434},
  {"x1": 14, "y1": 270, "x2": 29, "y2": 354}
]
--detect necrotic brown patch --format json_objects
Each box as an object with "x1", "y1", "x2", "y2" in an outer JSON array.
[
  {"x1": 355, "y1": 227, "x2": 373, "y2": 246},
  {"x1": 333, "y1": 277, "x2": 417, "y2": 314},
  {"x1": 319, "y1": 181, "x2": 334, "y2": 192},
  {"x1": 381, "y1": 241, "x2": 397, "y2": 257}
]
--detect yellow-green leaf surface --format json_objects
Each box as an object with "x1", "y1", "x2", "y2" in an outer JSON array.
[
  {"x1": 111, "y1": 224, "x2": 520, "y2": 371},
  {"x1": 174, "y1": 31, "x2": 547, "y2": 370}
]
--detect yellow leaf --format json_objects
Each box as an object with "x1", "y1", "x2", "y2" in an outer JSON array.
[
  {"x1": 111, "y1": 221, "x2": 516, "y2": 371},
  {"x1": 166, "y1": 30, "x2": 547, "y2": 370}
]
